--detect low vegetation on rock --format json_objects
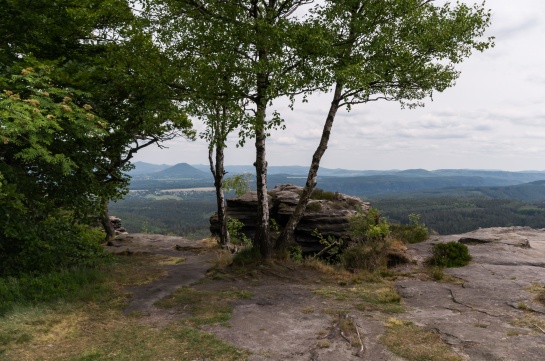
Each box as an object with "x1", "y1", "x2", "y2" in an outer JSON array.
[{"x1": 428, "y1": 241, "x2": 472, "y2": 268}]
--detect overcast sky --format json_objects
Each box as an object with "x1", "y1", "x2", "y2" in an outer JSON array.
[{"x1": 134, "y1": 0, "x2": 545, "y2": 171}]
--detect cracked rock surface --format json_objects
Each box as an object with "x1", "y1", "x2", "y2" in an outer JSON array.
[{"x1": 397, "y1": 227, "x2": 545, "y2": 361}]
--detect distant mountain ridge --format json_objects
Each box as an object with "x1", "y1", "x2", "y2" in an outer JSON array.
[{"x1": 127, "y1": 162, "x2": 545, "y2": 200}]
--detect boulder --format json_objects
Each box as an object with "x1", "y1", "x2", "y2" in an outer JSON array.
[
  {"x1": 109, "y1": 215, "x2": 128, "y2": 235},
  {"x1": 210, "y1": 184, "x2": 371, "y2": 252}
]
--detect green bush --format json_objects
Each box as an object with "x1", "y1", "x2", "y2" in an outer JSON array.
[
  {"x1": 0, "y1": 215, "x2": 107, "y2": 276},
  {"x1": 390, "y1": 224, "x2": 429, "y2": 244},
  {"x1": 341, "y1": 243, "x2": 390, "y2": 271},
  {"x1": 0, "y1": 266, "x2": 108, "y2": 316},
  {"x1": 350, "y1": 208, "x2": 390, "y2": 243},
  {"x1": 390, "y1": 213, "x2": 429, "y2": 244},
  {"x1": 309, "y1": 188, "x2": 338, "y2": 201},
  {"x1": 288, "y1": 245, "x2": 303, "y2": 263},
  {"x1": 227, "y1": 218, "x2": 252, "y2": 246},
  {"x1": 341, "y1": 208, "x2": 391, "y2": 271},
  {"x1": 428, "y1": 242, "x2": 471, "y2": 268}
]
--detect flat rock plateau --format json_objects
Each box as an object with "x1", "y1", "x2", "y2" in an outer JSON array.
[{"x1": 107, "y1": 227, "x2": 545, "y2": 360}]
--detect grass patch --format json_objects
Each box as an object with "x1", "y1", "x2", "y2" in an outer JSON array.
[
  {"x1": 306, "y1": 201, "x2": 322, "y2": 212},
  {"x1": 510, "y1": 313, "x2": 545, "y2": 334},
  {"x1": 156, "y1": 286, "x2": 253, "y2": 327},
  {"x1": 314, "y1": 279, "x2": 403, "y2": 314},
  {"x1": 0, "y1": 253, "x2": 248, "y2": 360},
  {"x1": 0, "y1": 267, "x2": 109, "y2": 316},
  {"x1": 524, "y1": 283, "x2": 545, "y2": 306},
  {"x1": 381, "y1": 318, "x2": 463, "y2": 361}
]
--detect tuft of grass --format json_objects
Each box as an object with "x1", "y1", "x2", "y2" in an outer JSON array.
[
  {"x1": 381, "y1": 318, "x2": 464, "y2": 361},
  {"x1": 524, "y1": 283, "x2": 545, "y2": 306},
  {"x1": 309, "y1": 188, "x2": 338, "y2": 201},
  {"x1": 155, "y1": 286, "x2": 252, "y2": 327},
  {"x1": 232, "y1": 246, "x2": 262, "y2": 267},
  {"x1": 510, "y1": 313, "x2": 545, "y2": 334},
  {"x1": 429, "y1": 266, "x2": 445, "y2": 281},
  {"x1": 317, "y1": 340, "x2": 330, "y2": 348},
  {"x1": 306, "y1": 201, "x2": 322, "y2": 212},
  {"x1": 314, "y1": 280, "x2": 403, "y2": 314}
]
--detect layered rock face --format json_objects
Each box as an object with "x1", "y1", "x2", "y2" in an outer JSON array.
[{"x1": 210, "y1": 184, "x2": 371, "y2": 252}]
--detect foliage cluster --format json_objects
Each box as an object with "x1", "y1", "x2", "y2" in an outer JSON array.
[
  {"x1": 227, "y1": 218, "x2": 252, "y2": 246},
  {"x1": 1, "y1": 0, "x2": 193, "y2": 273},
  {"x1": 428, "y1": 242, "x2": 472, "y2": 268},
  {"x1": 389, "y1": 213, "x2": 429, "y2": 244},
  {"x1": 341, "y1": 208, "x2": 391, "y2": 271}
]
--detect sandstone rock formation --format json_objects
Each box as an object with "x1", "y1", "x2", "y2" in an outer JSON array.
[
  {"x1": 210, "y1": 184, "x2": 370, "y2": 252},
  {"x1": 109, "y1": 215, "x2": 128, "y2": 235}
]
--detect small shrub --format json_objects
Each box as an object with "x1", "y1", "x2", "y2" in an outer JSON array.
[
  {"x1": 288, "y1": 245, "x2": 303, "y2": 263},
  {"x1": 306, "y1": 202, "x2": 322, "y2": 212},
  {"x1": 429, "y1": 266, "x2": 445, "y2": 281},
  {"x1": 227, "y1": 218, "x2": 252, "y2": 246},
  {"x1": 312, "y1": 229, "x2": 342, "y2": 263},
  {"x1": 428, "y1": 242, "x2": 471, "y2": 268},
  {"x1": 342, "y1": 208, "x2": 390, "y2": 271},
  {"x1": 537, "y1": 290, "x2": 545, "y2": 305},
  {"x1": 341, "y1": 244, "x2": 390, "y2": 271},
  {"x1": 309, "y1": 188, "x2": 338, "y2": 201},
  {"x1": 389, "y1": 214, "x2": 429, "y2": 244},
  {"x1": 232, "y1": 246, "x2": 261, "y2": 267}
]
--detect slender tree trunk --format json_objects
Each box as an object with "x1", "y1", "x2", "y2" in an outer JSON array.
[
  {"x1": 209, "y1": 144, "x2": 230, "y2": 246},
  {"x1": 208, "y1": 107, "x2": 230, "y2": 246},
  {"x1": 254, "y1": 101, "x2": 272, "y2": 258},
  {"x1": 101, "y1": 199, "x2": 116, "y2": 242},
  {"x1": 276, "y1": 83, "x2": 344, "y2": 251}
]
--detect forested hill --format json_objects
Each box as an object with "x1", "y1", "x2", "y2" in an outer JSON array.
[{"x1": 371, "y1": 180, "x2": 545, "y2": 203}]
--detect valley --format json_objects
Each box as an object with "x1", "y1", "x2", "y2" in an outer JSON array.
[{"x1": 110, "y1": 162, "x2": 545, "y2": 238}]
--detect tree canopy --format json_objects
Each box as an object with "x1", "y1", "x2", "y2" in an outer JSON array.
[{"x1": 0, "y1": 0, "x2": 194, "y2": 274}]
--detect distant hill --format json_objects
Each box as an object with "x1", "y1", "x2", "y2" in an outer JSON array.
[
  {"x1": 151, "y1": 163, "x2": 209, "y2": 179},
  {"x1": 190, "y1": 164, "x2": 400, "y2": 177},
  {"x1": 128, "y1": 161, "x2": 172, "y2": 175}
]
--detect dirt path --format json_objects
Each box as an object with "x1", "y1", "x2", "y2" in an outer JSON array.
[
  {"x1": 105, "y1": 234, "x2": 216, "y2": 322},
  {"x1": 106, "y1": 228, "x2": 545, "y2": 360}
]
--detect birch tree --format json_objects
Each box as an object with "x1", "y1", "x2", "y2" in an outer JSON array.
[
  {"x1": 148, "y1": 0, "x2": 322, "y2": 258},
  {"x1": 277, "y1": 0, "x2": 494, "y2": 250}
]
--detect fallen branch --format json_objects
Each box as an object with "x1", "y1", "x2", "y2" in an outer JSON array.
[
  {"x1": 534, "y1": 324, "x2": 545, "y2": 334},
  {"x1": 313, "y1": 240, "x2": 340, "y2": 259},
  {"x1": 353, "y1": 319, "x2": 365, "y2": 357}
]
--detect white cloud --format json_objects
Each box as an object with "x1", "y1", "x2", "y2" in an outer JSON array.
[{"x1": 133, "y1": 0, "x2": 545, "y2": 172}]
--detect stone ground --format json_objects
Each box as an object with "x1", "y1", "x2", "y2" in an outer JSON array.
[{"x1": 106, "y1": 227, "x2": 545, "y2": 360}]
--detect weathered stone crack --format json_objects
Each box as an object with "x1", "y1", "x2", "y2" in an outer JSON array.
[{"x1": 447, "y1": 288, "x2": 501, "y2": 317}]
